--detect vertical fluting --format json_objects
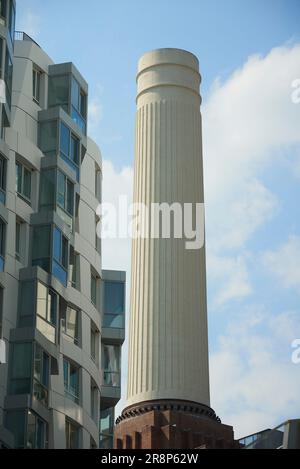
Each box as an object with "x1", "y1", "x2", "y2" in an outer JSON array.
[{"x1": 127, "y1": 48, "x2": 210, "y2": 407}]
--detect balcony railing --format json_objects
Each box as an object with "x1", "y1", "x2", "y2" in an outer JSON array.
[{"x1": 14, "y1": 31, "x2": 41, "y2": 48}]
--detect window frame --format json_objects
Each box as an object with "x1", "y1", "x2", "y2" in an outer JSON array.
[
  {"x1": 16, "y1": 161, "x2": 32, "y2": 203},
  {"x1": 61, "y1": 305, "x2": 80, "y2": 345},
  {"x1": 32, "y1": 66, "x2": 42, "y2": 104},
  {"x1": 63, "y1": 358, "x2": 80, "y2": 404}
]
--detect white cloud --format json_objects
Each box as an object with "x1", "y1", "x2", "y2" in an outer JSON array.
[
  {"x1": 210, "y1": 307, "x2": 300, "y2": 438},
  {"x1": 263, "y1": 235, "x2": 300, "y2": 291},
  {"x1": 203, "y1": 43, "x2": 300, "y2": 304}
]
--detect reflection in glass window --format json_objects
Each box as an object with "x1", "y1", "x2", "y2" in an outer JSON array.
[
  {"x1": 57, "y1": 170, "x2": 74, "y2": 215},
  {"x1": 40, "y1": 169, "x2": 55, "y2": 210},
  {"x1": 8, "y1": 0, "x2": 15, "y2": 42},
  {"x1": 0, "y1": 0, "x2": 7, "y2": 23},
  {"x1": 103, "y1": 281, "x2": 125, "y2": 328},
  {"x1": 4, "y1": 48, "x2": 12, "y2": 108},
  {"x1": 64, "y1": 359, "x2": 79, "y2": 403},
  {"x1": 100, "y1": 407, "x2": 114, "y2": 449},
  {"x1": 102, "y1": 344, "x2": 121, "y2": 387},
  {"x1": 27, "y1": 411, "x2": 48, "y2": 449},
  {"x1": 39, "y1": 121, "x2": 57, "y2": 156},
  {"x1": 91, "y1": 271, "x2": 97, "y2": 306},
  {"x1": 48, "y1": 75, "x2": 69, "y2": 111},
  {"x1": 61, "y1": 306, "x2": 79, "y2": 345},
  {"x1": 60, "y1": 122, "x2": 80, "y2": 181},
  {"x1": 32, "y1": 225, "x2": 51, "y2": 272},
  {"x1": 11, "y1": 342, "x2": 32, "y2": 395},
  {"x1": 33, "y1": 344, "x2": 49, "y2": 406},
  {"x1": 33, "y1": 66, "x2": 41, "y2": 104},
  {"x1": 71, "y1": 77, "x2": 87, "y2": 134},
  {"x1": 65, "y1": 419, "x2": 79, "y2": 449},
  {"x1": 16, "y1": 162, "x2": 32, "y2": 202}
]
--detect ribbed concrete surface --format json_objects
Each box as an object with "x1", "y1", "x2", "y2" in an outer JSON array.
[{"x1": 127, "y1": 48, "x2": 210, "y2": 407}]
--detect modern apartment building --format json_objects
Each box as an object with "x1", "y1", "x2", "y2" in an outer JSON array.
[{"x1": 0, "y1": 1, "x2": 125, "y2": 449}]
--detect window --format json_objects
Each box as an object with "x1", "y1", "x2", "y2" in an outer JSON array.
[
  {"x1": 4, "y1": 48, "x2": 12, "y2": 108},
  {"x1": 57, "y1": 170, "x2": 74, "y2": 215},
  {"x1": 60, "y1": 122, "x2": 80, "y2": 181},
  {"x1": 69, "y1": 248, "x2": 80, "y2": 290},
  {"x1": 95, "y1": 166, "x2": 101, "y2": 201},
  {"x1": 61, "y1": 306, "x2": 79, "y2": 345},
  {"x1": 91, "y1": 271, "x2": 98, "y2": 306},
  {"x1": 0, "y1": 154, "x2": 6, "y2": 204},
  {"x1": 39, "y1": 169, "x2": 55, "y2": 210},
  {"x1": 90, "y1": 380, "x2": 98, "y2": 422},
  {"x1": 90, "y1": 325, "x2": 98, "y2": 363},
  {"x1": 32, "y1": 225, "x2": 51, "y2": 272},
  {"x1": 15, "y1": 220, "x2": 21, "y2": 260},
  {"x1": 32, "y1": 66, "x2": 41, "y2": 104},
  {"x1": 16, "y1": 162, "x2": 32, "y2": 202},
  {"x1": 0, "y1": 218, "x2": 5, "y2": 271},
  {"x1": 52, "y1": 226, "x2": 68, "y2": 286},
  {"x1": 103, "y1": 281, "x2": 125, "y2": 328},
  {"x1": 71, "y1": 77, "x2": 87, "y2": 134},
  {"x1": 27, "y1": 411, "x2": 48, "y2": 449},
  {"x1": 39, "y1": 120, "x2": 57, "y2": 156},
  {"x1": 100, "y1": 408, "x2": 114, "y2": 449},
  {"x1": 102, "y1": 344, "x2": 121, "y2": 387},
  {"x1": 5, "y1": 410, "x2": 26, "y2": 448},
  {"x1": 0, "y1": 0, "x2": 7, "y2": 24},
  {"x1": 11, "y1": 342, "x2": 32, "y2": 395},
  {"x1": 48, "y1": 75, "x2": 69, "y2": 111},
  {"x1": 33, "y1": 344, "x2": 50, "y2": 406},
  {"x1": 36, "y1": 282, "x2": 57, "y2": 344},
  {"x1": 63, "y1": 359, "x2": 79, "y2": 404},
  {"x1": 8, "y1": 0, "x2": 15, "y2": 42},
  {"x1": 65, "y1": 419, "x2": 79, "y2": 449}
]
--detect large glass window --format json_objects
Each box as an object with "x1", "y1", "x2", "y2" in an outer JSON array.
[
  {"x1": 32, "y1": 225, "x2": 51, "y2": 272},
  {"x1": 16, "y1": 162, "x2": 32, "y2": 202},
  {"x1": 48, "y1": 75, "x2": 69, "y2": 111},
  {"x1": 61, "y1": 306, "x2": 79, "y2": 345},
  {"x1": 103, "y1": 281, "x2": 125, "y2": 328},
  {"x1": 65, "y1": 419, "x2": 79, "y2": 449},
  {"x1": 0, "y1": 154, "x2": 6, "y2": 204},
  {"x1": 57, "y1": 170, "x2": 74, "y2": 215},
  {"x1": 60, "y1": 122, "x2": 80, "y2": 181},
  {"x1": 100, "y1": 408, "x2": 114, "y2": 449},
  {"x1": 39, "y1": 169, "x2": 55, "y2": 210},
  {"x1": 33, "y1": 66, "x2": 41, "y2": 104},
  {"x1": 69, "y1": 248, "x2": 79, "y2": 290},
  {"x1": 33, "y1": 344, "x2": 49, "y2": 406},
  {"x1": 36, "y1": 282, "x2": 57, "y2": 344},
  {"x1": 4, "y1": 48, "x2": 12, "y2": 108},
  {"x1": 27, "y1": 411, "x2": 48, "y2": 449},
  {"x1": 39, "y1": 120, "x2": 57, "y2": 156},
  {"x1": 11, "y1": 342, "x2": 32, "y2": 395},
  {"x1": 91, "y1": 271, "x2": 98, "y2": 306},
  {"x1": 0, "y1": 0, "x2": 7, "y2": 24},
  {"x1": 102, "y1": 344, "x2": 121, "y2": 387},
  {"x1": 0, "y1": 217, "x2": 5, "y2": 271},
  {"x1": 63, "y1": 359, "x2": 79, "y2": 404},
  {"x1": 71, "y1": 77, "x2": 87, "y2": 134},
  {"x1": 52, "y1": 226, "x2": 68, "y2": 286}
]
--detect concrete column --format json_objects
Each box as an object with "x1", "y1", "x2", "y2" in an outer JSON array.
[{"x1": 127, "y1": 48, "x2": 210, "y2": 407}]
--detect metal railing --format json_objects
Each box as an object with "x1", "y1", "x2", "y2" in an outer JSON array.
[{"x1": 14, "y1": 31, "x2": 41, "y2": 48}]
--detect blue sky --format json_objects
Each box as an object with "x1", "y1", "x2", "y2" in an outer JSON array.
[{"x1": 16, "y1": 0, "x2": 300, "y2": 437}]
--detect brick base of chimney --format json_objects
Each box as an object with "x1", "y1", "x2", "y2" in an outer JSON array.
[{"x1": 114, "y1": 400, "x2": 239, "y2": 449}]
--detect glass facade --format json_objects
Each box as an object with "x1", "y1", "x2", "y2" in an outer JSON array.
[
  {"x1": 60, "y1": 122, "x2": 80, "y2": 181},
  {"x1": 39, "y1": 120, "x2": 57, "y2": 156},
  {"x1": 64, "y1": 359, "x2": 79, "y2": 404},
  {"x1": 61, "y1": 305, "x2": 79, "y2": 345},
  {"x1": 48, "y1": 75, "x2": 69, "y2": 111},
  {"x1": 103, "y1": 281, "x2": 125, "y2": 328},
  {"x1": 102, "y1": 344, "x2": 121, "y2": 387},
  {"x1": 0, "y1": 217, "x2": 5, "y2": 271},
  {"x1": 32, "y1": 225, "x2": 51, "y2": 272},
  {"x1": 71, "y1": 77, "x2": 87, "y2": 134},
  {"x1": 10, "y1": 342, "x2": 32, "y2": 395},
  {"x1": 99, "y1": 408, "x2": 114, "y2": 449},
  {"x1": 36, "y1": 282, "x2": 57, "y2": 344},
  {"x1": 16, "y1": 162, "x2": 31, "y2": 202},
  {"x1": 33, "y1": 344, "x2": 49, "y2": 406},
  {"x1": 52, "y1": 226, "x2": 68, "y2": 286},
  {"x1": 65, "y1": 419, "x2": 79, "y2": 449}
]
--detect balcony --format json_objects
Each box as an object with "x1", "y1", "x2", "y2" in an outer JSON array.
[{"x1": 15, "y1": 31, "x2": 41, "y2": 48}]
